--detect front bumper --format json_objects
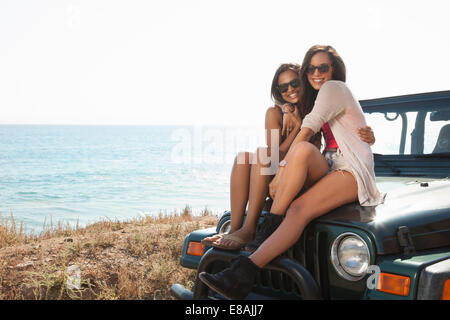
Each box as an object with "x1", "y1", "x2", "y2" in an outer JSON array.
[
  {"x1": 172, "y1": 248, "x2": 321, "y2": 300},
  {"x1": 417, "y1": 258, "x2": 450, "y2": 299}
]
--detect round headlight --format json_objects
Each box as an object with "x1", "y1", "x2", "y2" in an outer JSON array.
[{"x1": 331, "y1": 233, "x2": 371, "y2": 281}]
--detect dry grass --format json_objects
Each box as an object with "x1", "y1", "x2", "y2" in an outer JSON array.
[{"x1": 0, "y1": 206, "x2": 217, "y2": 300}]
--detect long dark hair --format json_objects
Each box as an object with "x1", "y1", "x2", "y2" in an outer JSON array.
[
  {"x1": 298, "y1": 45, "x2": 346, "y2": 119},
  {"x1": 270, "y1": 63, "x2": 301, "y2": 105}
]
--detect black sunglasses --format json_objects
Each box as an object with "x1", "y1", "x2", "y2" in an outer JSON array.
[
  {"x1": 278, "y1": 78, "x2": 300, "y2": 93},
  {"x1": 306, "y1": 63, "x2": 331, "y2": 74}
]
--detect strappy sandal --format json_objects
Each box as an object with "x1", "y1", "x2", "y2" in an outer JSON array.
[{"x1": 209, "y1": 233, "x2": 247, "y2": 251}]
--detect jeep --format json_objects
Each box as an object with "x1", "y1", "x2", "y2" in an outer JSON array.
[{"x1": 171, "y1": 90, "x2": 450, "y2": 300}]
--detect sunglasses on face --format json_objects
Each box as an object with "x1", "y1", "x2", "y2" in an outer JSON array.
[
  {"x1": 306, "y1": 63, "x2": 331, "y2": 75},
  {"x1": 278, "y1": 78, "x2": 300, "y2": 93}
]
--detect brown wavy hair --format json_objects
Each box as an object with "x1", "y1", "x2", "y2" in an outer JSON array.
[{"x1": 298, "y1": 45, "x2": 346, "y2": 119}]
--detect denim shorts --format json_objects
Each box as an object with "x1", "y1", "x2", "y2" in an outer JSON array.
[{"x1": 323, "y1": 149, "x2": 354, "y2": 175}]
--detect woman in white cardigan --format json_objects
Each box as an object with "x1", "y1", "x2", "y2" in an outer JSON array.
[{"x1": 198, "y1": 45, "x2": 385, "y2": 300}]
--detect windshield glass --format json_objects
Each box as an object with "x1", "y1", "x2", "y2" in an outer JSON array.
[{"x1": 364, "y1": 107, "x2": 450, "y2": 155}]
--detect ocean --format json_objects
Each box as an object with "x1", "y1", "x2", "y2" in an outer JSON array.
[{"x1": 0, "y1": 125, "x2": 265, "y2": 233}]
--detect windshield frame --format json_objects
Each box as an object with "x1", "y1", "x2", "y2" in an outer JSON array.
[
  {"x1": 361, "y1": 90, "x2": 450, "y2": 156},
  {"x1": 360, "y1": 90, "x2": 450, "y2": 178}
]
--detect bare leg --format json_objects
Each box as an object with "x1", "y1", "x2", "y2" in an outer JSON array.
[
  {"x1": 229, "y1": 151, "x2": 253, "y2": 232},
  {"x1": 250, "y1": 170, "x2": 358, "y2": 267},
  {"x1": 203, "y1": 151, "x2": 252, "y2": 243},
  {"x1": 218, "y1": 147, "x2": 273, "y2": 247},
  {"x1": 244, "y1": 147, "x2": 273, "y2": 231},
  {"x1": 270, "y1": 142, "x2": 330, "y2": 215}
]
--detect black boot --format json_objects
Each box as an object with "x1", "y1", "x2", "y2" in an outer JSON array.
[
  {"x1": 198, "y1": 255, "x2": 259, "y2": 300},
  {"x1": 245, "y1": 213, "x2": 283, "y2": 253}
]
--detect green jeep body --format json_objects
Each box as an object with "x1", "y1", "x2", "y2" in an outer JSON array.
[{"x1": 171, "y1": 90, "x2": 450, "y2": 300}]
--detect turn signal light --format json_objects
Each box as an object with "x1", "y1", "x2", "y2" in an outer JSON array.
[
  {"x1": 442, "y1": 279, "x2": 450, "y2": 300},
  {"x1": 187, "y1": 241, "x2": 204, "y2": 256},
  {"x1": 377, "y1": 272, "x2": 410, "y2": 296}
]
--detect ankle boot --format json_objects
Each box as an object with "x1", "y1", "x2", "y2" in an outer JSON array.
[
  {"x1": 198, "y1": 255, "x2": 259, "y2": 300},
  {"x1": 245, "y1": 213, "x2": 283, "y2": 253}
]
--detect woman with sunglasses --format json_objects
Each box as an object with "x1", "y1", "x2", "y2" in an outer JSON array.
[
  {"x1": 202, "y1": 62, "x2": 375, "y2": 251},
  {"x1": 198, "y1": 45, "x2": 385, "y2": 300}
]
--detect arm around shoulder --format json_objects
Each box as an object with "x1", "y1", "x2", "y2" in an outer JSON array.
[{"x1": 301, "y1": 81, "x2": 351, "y2": 133}]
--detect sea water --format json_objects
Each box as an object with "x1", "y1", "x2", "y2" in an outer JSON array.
[{"x1": 0, "y1": 125, "x2": 265, "y2": 233}]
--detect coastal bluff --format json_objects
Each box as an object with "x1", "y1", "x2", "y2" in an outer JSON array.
[{"x1": 0, "y1": 209, "x2": 217, "y2": 300}]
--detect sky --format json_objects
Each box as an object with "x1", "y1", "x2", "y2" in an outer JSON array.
[{"x1": 1, "y1": 0, "x2": 449, "y2": 127}]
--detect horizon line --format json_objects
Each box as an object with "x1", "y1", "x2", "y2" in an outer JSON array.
[{"x1": 0, "y1": 122, "x2": 262, "y2": 127}]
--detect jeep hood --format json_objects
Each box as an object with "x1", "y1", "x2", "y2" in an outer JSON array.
[{"x1": 316, "y1": 178, "x2": 450, "y2": 255}]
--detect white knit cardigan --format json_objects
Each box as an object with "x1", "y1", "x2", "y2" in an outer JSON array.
[{"x1": 301, "y1": 80, "x2": 385, "y2": 206}]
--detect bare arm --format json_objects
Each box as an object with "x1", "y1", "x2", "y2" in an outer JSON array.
[
  {"x1": 265, "y1": 107, "x2": 301, "y2": 158},
  {"x1": 264, "y1": 107, "x2": 282, "y2": 156},
  {"x1": 292, "y1": 127, "x2": 315, "y2": 146},
  {"x1": 279, "y1": 106, "x2": 302, "y2": 157}
]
